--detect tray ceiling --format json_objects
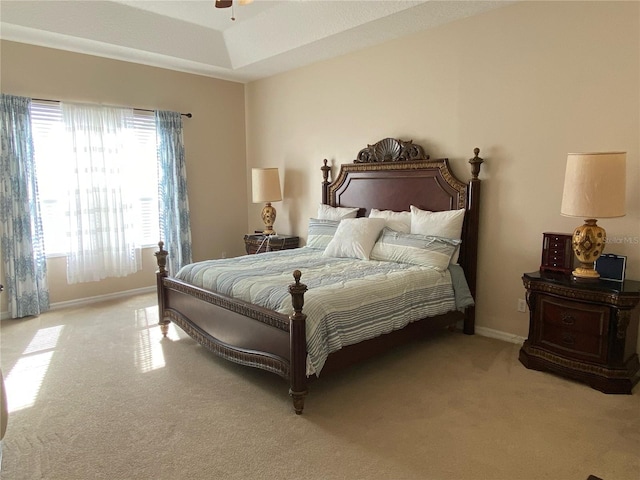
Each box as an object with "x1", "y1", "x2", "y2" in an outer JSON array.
[{"x1": 0, "y1": 0, "x2": 512, "y2": 83}]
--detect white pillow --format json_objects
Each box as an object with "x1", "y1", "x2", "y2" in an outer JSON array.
[
  {"x1": 317, "y1": 204, "x2": 359, "y2": 221},
  {"x1": 410, "y1": 206, "x2": 465, "y2": 263},
  {"x1": 410, "y1": 206, "x2": 465, "y2": 239},
  {"x1": 323, "y1": 218, "x2": 386, "y2": 260},
  {"x1": 306, "y1": 218, "x2": 340, "y2": 250},
  {"x1": 368, "y1": 208, "x2": 411, "y2": 233},
  {"x1": 370, "y1": 228, "x2": 461, "y2": 271}
]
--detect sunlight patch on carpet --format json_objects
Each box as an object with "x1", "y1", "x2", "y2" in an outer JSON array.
[
  {"x1": 22, "y1": 325, "x2": 64, "y2": 355},
  {"x1": 6, "y1": 325, "x2": 64, "y2": 412},
  {"x1": 135, "y1": 306, "x2": 168, "y2": 372}
]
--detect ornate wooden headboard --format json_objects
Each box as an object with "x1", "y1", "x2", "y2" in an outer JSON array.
[{"x1": 320, "y1": 137, "x2": 484, "y2": 334}]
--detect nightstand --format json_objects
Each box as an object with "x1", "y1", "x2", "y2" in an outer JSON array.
[
  {"x1": 244, "y1": 234, "x2": 299, "y2": 254},
  {"x1": 520, "y1": 271, "x2": 640, "y2": 394}
]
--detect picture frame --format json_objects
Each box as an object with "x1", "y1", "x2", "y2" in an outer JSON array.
[{"x1": 595, "y1": 254, "x2": 626, "y2": 282}]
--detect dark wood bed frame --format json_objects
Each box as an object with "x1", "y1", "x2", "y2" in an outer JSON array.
[{"x1": 155, "y1": 137, "x2": 484, "y2": 414}]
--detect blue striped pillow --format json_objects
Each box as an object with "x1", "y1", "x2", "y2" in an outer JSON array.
[
  {"x1": 306, "y1": 218, "x2": 340, "y2": 250},
  {"x1": 370, "y1": 227, "x2": 461, "y2": 271}
]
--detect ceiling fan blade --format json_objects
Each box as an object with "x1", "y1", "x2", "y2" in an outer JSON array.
[{"x1": 215, "y1": 0, "x2": 232, "y2": 8}]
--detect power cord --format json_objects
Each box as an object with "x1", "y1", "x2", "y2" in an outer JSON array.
[{"x1": 255, "y1": 234, "x2": 278, "y2": 254}]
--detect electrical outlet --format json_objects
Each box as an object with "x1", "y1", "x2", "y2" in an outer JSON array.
[
  {"x1": 517, "y1": 298, "x2": 527, "y2": 313},
  {"x1": 221, "y1": 251, "x2": 227, "y2": 259}
]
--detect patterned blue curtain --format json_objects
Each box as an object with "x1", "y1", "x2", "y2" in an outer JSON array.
[
  {"x1": 156, "y1": 111, "x2": 192, "y2": 274},
  {"x1": 0, "y1": 94, "x2": 50, "y2": 318}
]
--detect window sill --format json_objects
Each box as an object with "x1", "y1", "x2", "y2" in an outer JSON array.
[{"x1": 45, "y1": 244, "x2": 158, "y2": 259}]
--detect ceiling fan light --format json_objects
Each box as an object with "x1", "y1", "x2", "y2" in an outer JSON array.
[{"x1": 238, "y1": 0, "x2": 254, "y2": 5}]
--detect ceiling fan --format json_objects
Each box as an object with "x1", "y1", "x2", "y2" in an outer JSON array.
[
  {"x1": 215, "y1": 0, "x2": 254, "y2": 9},
  {"x1": 215, "y1": 0, "x2": 253, "y2": 20}
]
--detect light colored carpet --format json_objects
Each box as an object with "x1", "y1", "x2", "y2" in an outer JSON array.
[{"x1": 0, "y1": 293, "x2": 638, "y2": 480}]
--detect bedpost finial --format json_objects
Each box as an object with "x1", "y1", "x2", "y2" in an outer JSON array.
[
  {"x1": 321, "y1": 159, "x2": 331, "y2": 183},
  {"x1": 469, "y1": 147, "x2": 484, "y2": 179},
  {"x1": 155, "y1": 241, "x2": 168, "y2": 274},
  {"x1": 289, "y1": 270, "x2": 307, "y2": 313}
]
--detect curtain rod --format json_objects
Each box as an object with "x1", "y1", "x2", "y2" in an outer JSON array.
[{"x1": 31, "y1": 97, "x2": 192, "y2": 118}]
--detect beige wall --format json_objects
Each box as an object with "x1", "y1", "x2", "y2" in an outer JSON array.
[
  {"x1": 245, "y1": 1, "x2": 640, "y2": 340},
  {"x1": 0, "y1": 40, "x2": 248, "y2": 305}
]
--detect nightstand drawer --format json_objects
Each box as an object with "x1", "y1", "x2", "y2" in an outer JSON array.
[
  {"x1": 537, "y1": 295, "x2": 609, "y2": 362},
  {"x1": 539, "y1": 324, "x2": 605, "y2": 360},
  {"x1": 540, "y1": 297, "x2": 608, "y2": 336}
]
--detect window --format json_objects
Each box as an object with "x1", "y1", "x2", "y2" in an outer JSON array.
[{"x1": 30, "y1": 101, "x2": 159, "y2": 255}]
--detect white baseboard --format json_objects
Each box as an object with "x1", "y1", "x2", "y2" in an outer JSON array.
[
  {"x1": 0, "y1": 286, "x2": 155, "y2": 320},
  {"x1": 475, "y1": 325, "x2": 526, "y2": 345},
  {"x1": 455, "y1": 320, "x2": 525, "y2": 344}
]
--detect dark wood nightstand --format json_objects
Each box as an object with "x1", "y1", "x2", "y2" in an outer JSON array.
[
  {"x1": 244, "y1": 234, "x2": 299, "y2": 254},
  {"x1": 520, "y1": 271, "x2": 640, "y2": 394}
]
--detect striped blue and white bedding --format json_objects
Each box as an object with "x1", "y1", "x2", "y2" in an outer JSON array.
[{"x1": 175, "y1": 248, "x2": 473, "y2": 375}]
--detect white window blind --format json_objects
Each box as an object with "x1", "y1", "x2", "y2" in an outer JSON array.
[{"x1": 30, "y1": 100, "x2": 160, "y2": 255}]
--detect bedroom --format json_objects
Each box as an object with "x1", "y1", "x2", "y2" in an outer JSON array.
[
  {"x1": 1, "y1": 0, "x2": 638, "y2": 345},
  {"x1": 0, "y1": 0, "x2": 638, "y2": 478}
]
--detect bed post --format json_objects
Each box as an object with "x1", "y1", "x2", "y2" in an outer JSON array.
[
  {"x1": 463, "y1": 148, "x2": 484, "y2": 335},
  {"x1": 288, "y1": 270, "x2": 308, "y2": 414},
  {"x1": 321, "y1": 159, "x2": 331, "y2": 205},
  {"x1": 154, "y1": 241, "x2": 170, "y2": 337}
]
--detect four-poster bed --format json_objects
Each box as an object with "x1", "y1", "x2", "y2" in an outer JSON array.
[{"x1": 155, "y1": 137, "x2": 484, "y2": 414}]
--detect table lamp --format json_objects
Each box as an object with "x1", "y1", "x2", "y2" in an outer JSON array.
[
  {"x1": 560, "y1": 152, "x2": 626, "y2": 281},
  {"x1": 252, "y1": 167, "x2": 282, "y2": 235}
]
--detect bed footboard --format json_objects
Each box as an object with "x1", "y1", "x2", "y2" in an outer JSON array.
[{"x1": 154, "y1": 242, "x2": 310, "y2": 414}]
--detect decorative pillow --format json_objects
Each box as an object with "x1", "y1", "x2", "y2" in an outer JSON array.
[
  {"x1": 370, "y1": 228, "x2": 461, "y2": 271},
  {"x1": 410, "y1": 205, "x2": 465, "y2": 263},
  {"x1": 317, "y1": 204, "x2": 359, "y2": 221},
  {"x1": 306, "y1": 218, "x2": 340, "y2": 250},
  {"x1": 368, "y1": 208, "x2": 411, "y2": 233},
  {"x1": 323, "y1": 218, "x2": 386, "y2": 260}
]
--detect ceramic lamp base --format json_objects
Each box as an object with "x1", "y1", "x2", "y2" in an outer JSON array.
[
  {"x1": 261, "y1": 202, "x2": 277, "y2": 235},
  {"x1": 571, "y1": 218, "x2": 605, "y2": 281}
]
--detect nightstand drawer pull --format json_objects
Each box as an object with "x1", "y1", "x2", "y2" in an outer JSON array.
[
  {"x1": 560, "y1": 312, "x2": 575, "y2": 326},
  {"x1": 561, "y1": 333, "x2": 575, "y2": 346}
]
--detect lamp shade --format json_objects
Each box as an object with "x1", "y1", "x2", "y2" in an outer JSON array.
[
  {"x1": 252, "y1": 168, "x2": 282, "y2": 203},
  {"x1": 560, "y1": 152, "x2": 626, "y2": 218}
]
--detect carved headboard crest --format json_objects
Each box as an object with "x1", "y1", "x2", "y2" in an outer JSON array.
[{"x1": 354, "y1": 138, "x2": 428, "y2": 163}]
